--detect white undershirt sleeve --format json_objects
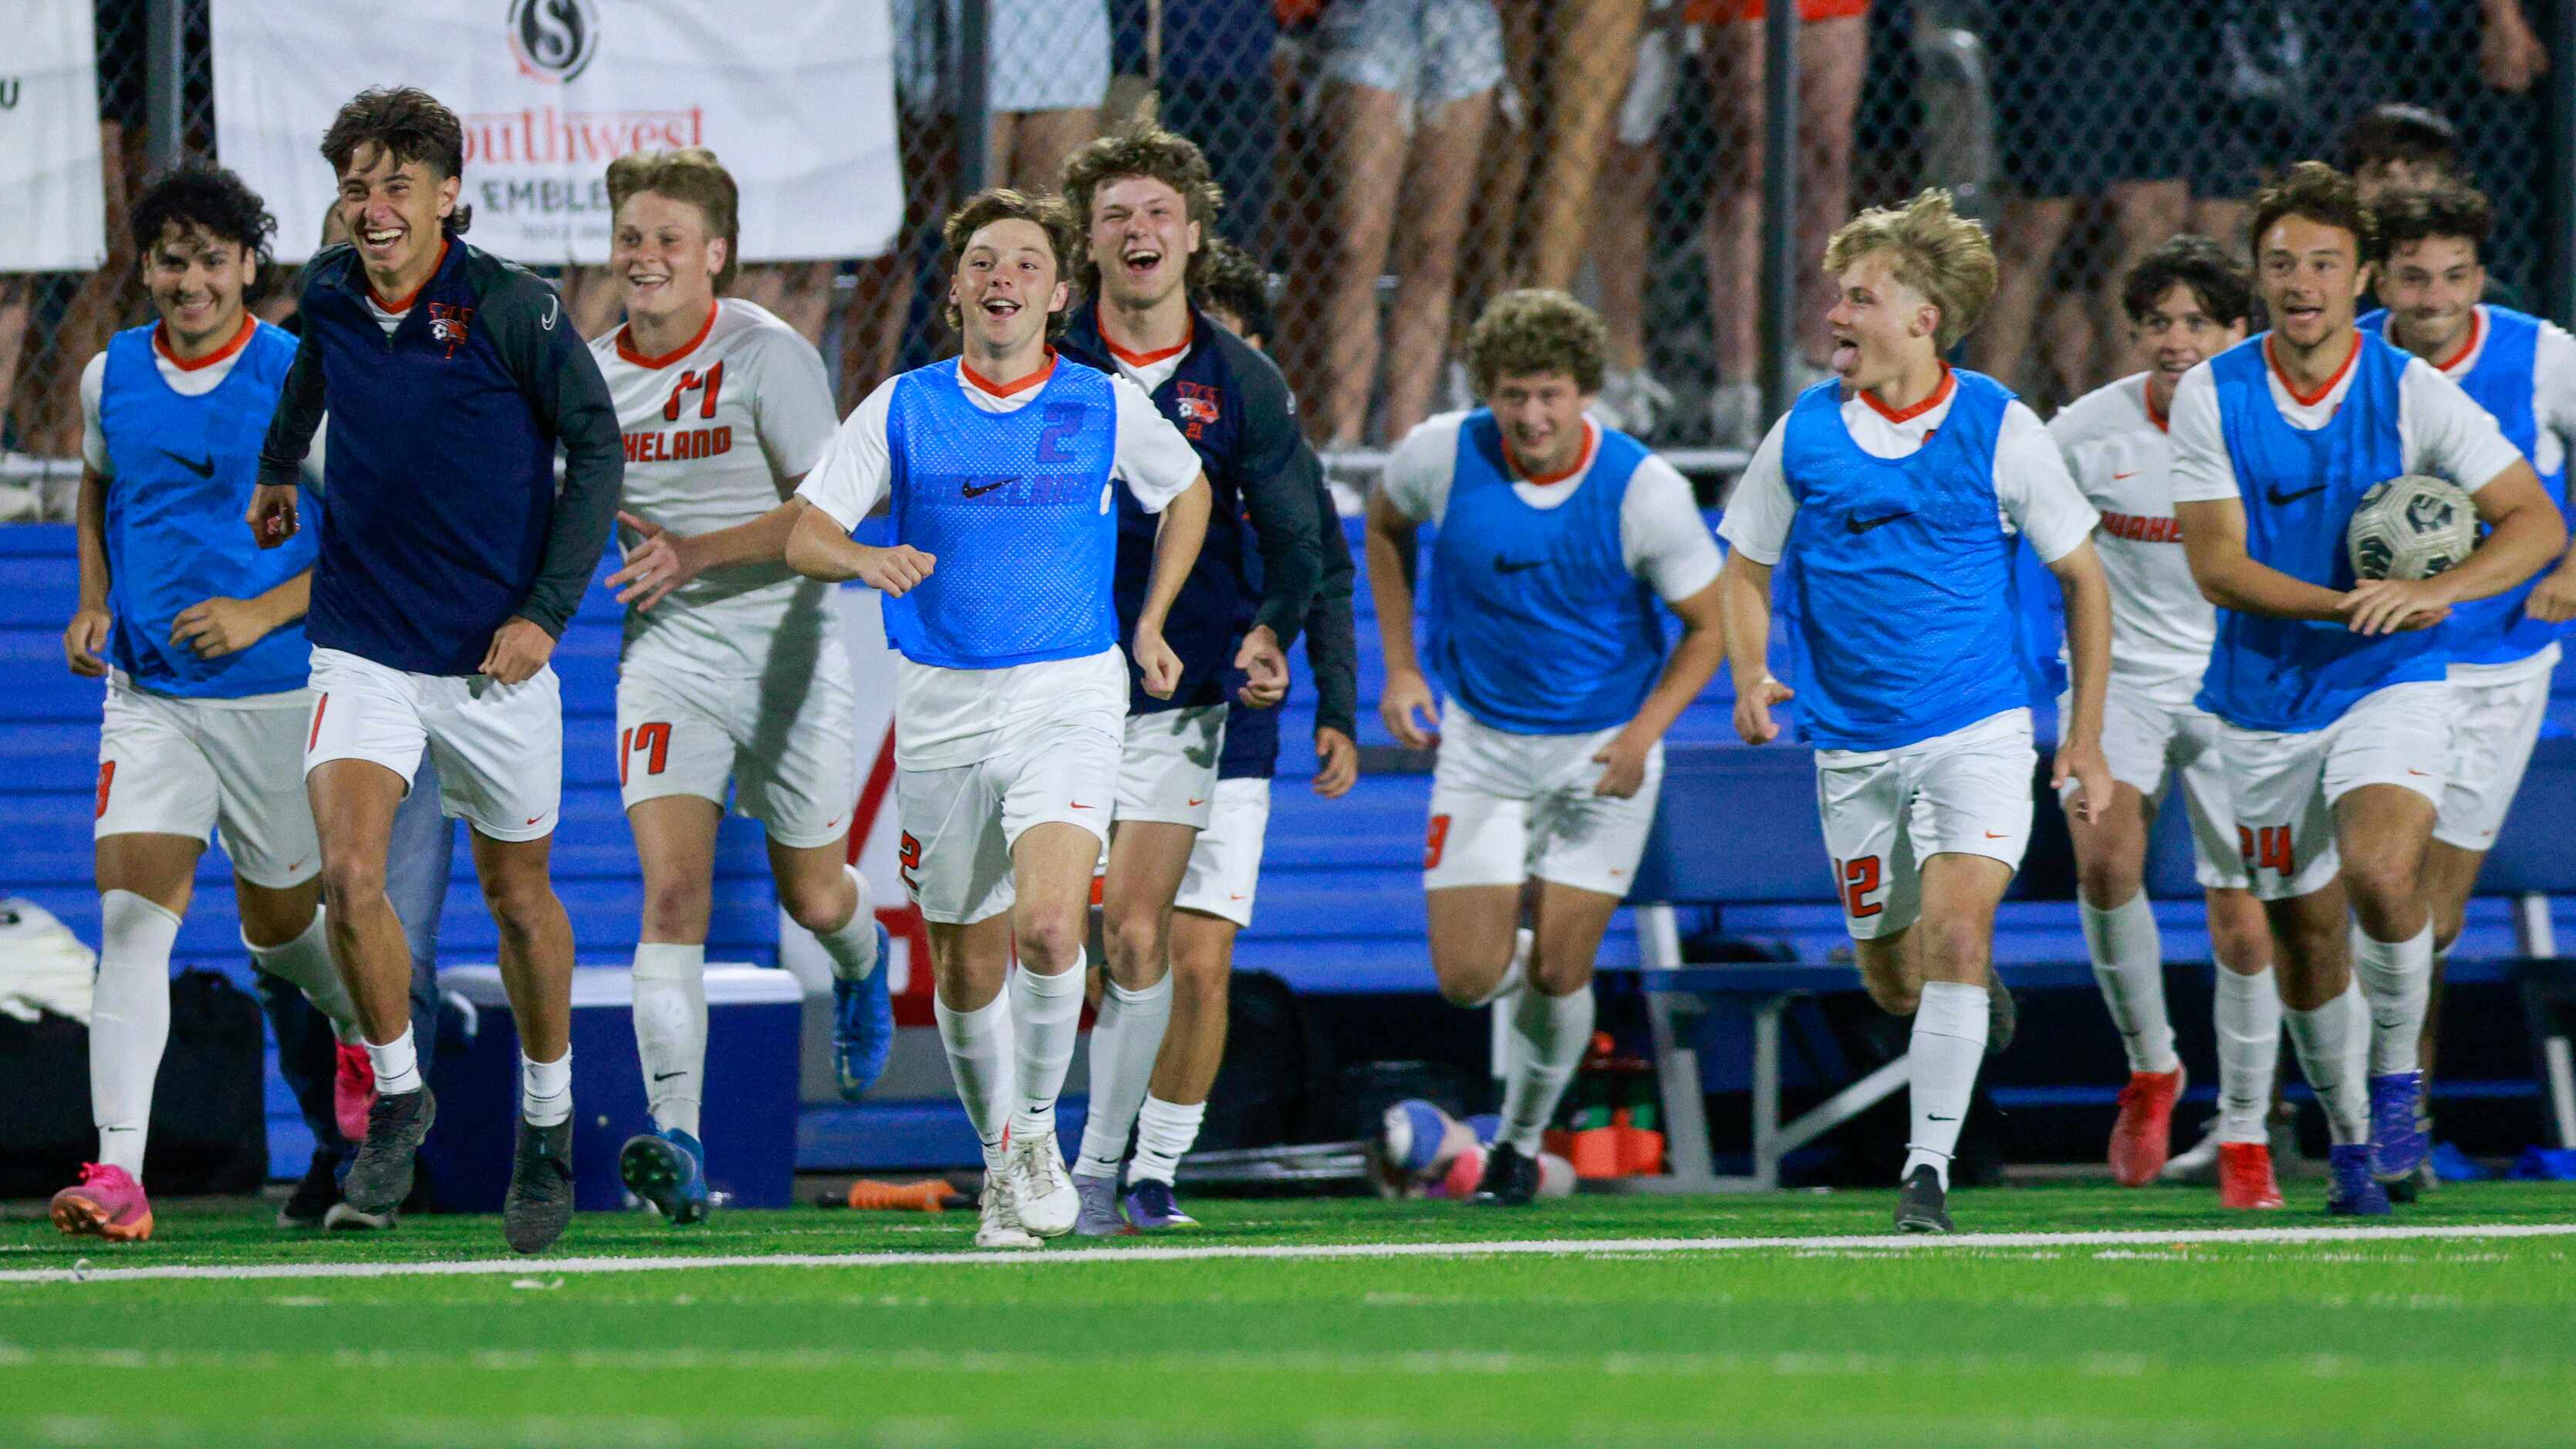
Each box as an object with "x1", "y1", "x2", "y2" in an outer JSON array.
[
  {"x1": 1994, "y1": 402, "x2": 2102, "y2": 562},
  {"x1": 750, "y1": 329, "x2": 842, "y2": 483},
  {"x1": 1620, "y1": 455, "x2": 1723, "y2": 601},
  {"x1": 1713, "y1": 415, "x2": 1796, "y2": 566},
  {"x1": 1377, "y1": 414, "x2": 1460, "y2": 525},
  {"x1": 1109, "y1": 377, "x2": 1205, "y2": 512},
  {"x1": 2163, "y1": 364, "x2": 2239, "y2": 505},
  {"x1": 79, "y1": 353, "x2": 109, "y2": 476},
  {"x1": 794, "y1": 381, "x2": 896, "y2": 531},
  {"x1": 2532, "y1": 320, "x2": 2576, "y2": 448}
]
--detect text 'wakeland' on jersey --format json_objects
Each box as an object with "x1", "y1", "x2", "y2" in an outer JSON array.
[
  {"x1": 1775, "y1": 371, "x2": 2029, "y2": 752},
  {"x1": 2190, "y1": 333, "x2": 2439, "y2": 731},
  {"x1": 2359, "y1": 303, "x2": 2574, "y2": 668},
  {"x1": 1427, "y1": 412, "x2": 1667, "y2": 735},
  {"x1": 1058, "y1": 303, "x2": 1322, "y2": 714},
  {"x1": 257, "y1": 236, "x2": 623, "y2": 677},
  {"x1": 881, "y1": 359, "x2": 1124, "y2": 668},
  {"x1": 97, "y1": 319, "x2": 316, "y2": 698}
]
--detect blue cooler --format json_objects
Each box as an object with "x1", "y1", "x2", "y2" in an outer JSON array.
[{"x1": 424, "y1": 964, "x2": 802, "y2": 1212}]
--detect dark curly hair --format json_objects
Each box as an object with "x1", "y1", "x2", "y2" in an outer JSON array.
[
  {"x1": 2121, "y1": 234, "x2": 2255, "y2": 329},
  {"x1": 1058, "y1": 123, "x2": 1226, "y2": 296},
  {"x1": 130, "y1": 161, "x2": 279, "y2": 280},
  {"x1": 320, "y1": 86, "x2": 473, "y2": 234},
  {"x1": 2375, "y1": 178, "x2": 2493, "y2": 259},
  {"x1": 940, "y1": 188, "x2": 1080, "y2": 340},
  {"x1": 1193, "y1": 239, "x2": 1274, "y2": 346},
  {"x1": 2247, "y1": 160, "x2": 2375, "y2": 263}
]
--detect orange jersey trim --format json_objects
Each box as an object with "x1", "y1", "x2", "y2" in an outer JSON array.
[
  {"x1": 2266, "y1": 332, "x2": 2359, "y2": 409},
  {"x1": 617, "y1": 302, "x2": 719, "y2": 370},
  {"x1": 1859, "y1": 364, "x2": 1955, "y2": 425},
  {"x1": 962, "y1": 350, "x2": 1058, "y2": 398},
  {"x1": 1105, "y1": 317, "x2": 1193, "y2": 370},
  {"x1": 366, "y1": 238, "x2": 450, "y2": 315},
  {"x1": 154, "y1": 313, "x2": 256, "y2": 372},
  {"x1": 1501, "y1": 418, "x2": 1600, "y2": 486}
]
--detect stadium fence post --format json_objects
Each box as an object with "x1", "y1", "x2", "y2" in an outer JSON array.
[
  {"x1": 143, "y1": 0, "x2": 184, "y2": 172},
  {"x1": 2553, "y1": 0, "x2": 2576, "y2": 326},
  {"x1": 1757, "y1": 0, "x2": 1799, "y2": 424},
  {"x1": 956, "y1": 0, "x2": 991, "y2": 195}
]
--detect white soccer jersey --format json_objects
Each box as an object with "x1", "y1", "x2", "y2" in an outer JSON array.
[
  {"x1": 798, "y1": 355, "x2": 1206, "y2": 769},
  {"x1": 1380, "y1": 411, "x2": 1724, "y2": 603},
  {"x1": 593, "y1": 299, "x2": 842, "y2": 679},
  {"x1": 2048, "y1": 373, "x2": 2213, "y2": 704}
]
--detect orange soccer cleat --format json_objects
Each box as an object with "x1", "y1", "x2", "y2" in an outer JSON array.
[
  {"x1": 2217, "y1": 1140, "x2": 2286, "y2": 1209},
  {"x1": 2107, "y1": 1066, "x2": 2186, "y2": 1187}
]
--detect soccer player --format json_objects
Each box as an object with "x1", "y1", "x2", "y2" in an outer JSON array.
[
  {"x1": 2169, "y1": 162, "x2": 2564, "y2": 1214},
  {"x1": 584, "y1": 148, "x2": 890, "y2": 1226},
  {"x1": 1717, "y1": 190, "x2": 2118, "y2": 1234},
  {"x1": 49, "y1": 163, "x2": 369, "y2": 1242},
  {"x1": 788, "y1": 189, "x2": 1211, "y2": 1249},
  {"x1": 2358, "y1": 180, "x2": 2576, "y2": 1190},
  {"x1": 1369, "y1": 289, "x2": 1727, "y2": 1208},
  {"x1": 251, "y1": 88, "x2": 624, "y2": 1255},
  {"x1": 2048, "y1": 236, "x2": 2284, "y2": 1206},
  {"x1": 1114, "y1": 240, "x2": 1360, "y2": 1225},
  {"x1": 1052, "y1": 126, "x2": 1323, "y2": 1234}
]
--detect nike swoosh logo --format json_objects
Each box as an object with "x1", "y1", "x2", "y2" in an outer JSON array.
[
  {"x1": 1070, "y1": 802, "x2": 1095, "y2": 809},
  {"x1": 1494, "y1": 557, "x2": 1545, "y2": 574},
  {"x1": 961, "y1": 476, "x2": 1022, "y2": 499},
  {"x1": 1847, "y1": 512, "x2": 1909, "y2": 535},
  {"x1": 1984, "y1": 830, "x2": 2008, "y2": 839},
  {"x1": 2406, "y1": 769, "x2": 2431, "y2": 777},
  {"x1": 1227, "y1": 893, "x2": 1247, "y2": 900},
  {"x1": 541, "y1": 295, "x2": 560, "y2": 332},
  {"x1": 1927, "y1": 1114, "x2": 1958, "y2": 1122},
  {"x1": 160, "y1": 448, "x2": 217, "y2": 478},
  {"x1": 2267, "y1": 484, "x2": 2328, "y2": 505},
  {"x1": 652, "y1": 1070, "x2": 687, "y2": 1081},
  {"x1": 1187, "y1": 797, "x2": 1205, "y2": 807},
  {"x1": 525, "y1": 815, "x2": 545, "y2": 826},
  {"x1": 2112, "y1": 471, "x2": 2138, "y2": 480}
]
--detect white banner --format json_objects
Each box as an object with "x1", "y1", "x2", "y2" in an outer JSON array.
[
  {"x1": 0, "y1": 0, "x2": 107, "y2": 271},
  {"x1": 211, "y1": 0, "x2": 902, "y2": 265}
]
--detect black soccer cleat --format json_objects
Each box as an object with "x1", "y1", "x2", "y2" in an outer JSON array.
[
  {"x1": 1470, "y1": 1140, "x2": 1541, "y2": 1207},
  {"x1": 276, "y1": 1150, "x2": 344, "y2": 1229},
  {"x1": 504, "y1": 1114, "x2": 576, "y2": 1255},
  {"x1": 1986, "y1": 978, "x2": 2018, "y2": 1057},
  {"x1": 1895, "y1": 1164, "x2": 1953, "y2": 1234},
  {"x1": 342, "y1": 1086, "x2": 435, "y2": 1217}
]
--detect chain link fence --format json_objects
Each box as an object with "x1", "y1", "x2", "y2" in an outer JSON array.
[{"x1": 5, "y1": 0, "x2": 2571, "y2": 512}]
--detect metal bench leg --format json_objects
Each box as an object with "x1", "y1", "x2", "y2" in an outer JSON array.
[
  {"x1": 2516, "y1": 892, "x2": 2558, "y2": 959},
  {"x1": 1752, "y1": 995, "x2": 1784, "y2": 1191},
  {"x1": 2547, "y1": 1037, "x2": 2576, "y2": 1150}
]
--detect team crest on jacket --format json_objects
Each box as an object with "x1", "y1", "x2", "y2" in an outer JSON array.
[
  {"x1": 1176, "y1": 380, "x2": 1222, "y2": 437},
  {"x1": 427, "y1": 302, "x2": 474, "y2": 358}
]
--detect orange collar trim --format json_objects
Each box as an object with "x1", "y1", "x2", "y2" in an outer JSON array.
[
  {"x1": 1859, "y1": 364, "x2": 1954, "y2": 424},
  {"x1": 2267, "y1": 331, "x2": 2359, "y2": 408},
  {"x1": 1105, "y1": 316, "x2": 1193, "y2": 370},
  {"x1": 1502, "y1": 419, "x2": 1599, "y2": 486},
  {"x1": 2142, "y1": 374, "x2": 2170, "y2": 432},
  {"x1": 365, "y1": 238, "x2": 450, "y2": 315},
  {"x1": 962, "y1": 350, "x2": 1058, "y2": 398},
  {"x1": 2434, "y1": 307, "x2": 2485, "y2": 375},
  {"x1": 617, "y1": 302, "x2": 718, "y2": 369},
  {"x1": 154, "y1": 314, "x2": 256, "y2": 372}
]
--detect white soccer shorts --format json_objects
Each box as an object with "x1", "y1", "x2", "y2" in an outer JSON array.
[
  {"x1": 1815, "y1": 708, "x2": 2036, "y2": 941},
  {"x1": 95, "y1": 679, "x2": 320, "y2": 888},
  {"x1": 2058, "y1": 683, "x2": 2251, "y2": 892},
  {"x1": 1115, "y1": 704, "x2": 1227, "y2": 830},
  {"x1": 1173, "y1": 777, "x2": 1275, "y2": 928},
  {"x1": 2215, "y1": 679, "x2": 2450, "y2": 902},
  {"x1": 304, "y1": 646, "x2": 562, "y2": 843},
  {"x1": 896, "y1": 704, "x2": 1123, "y2": 926},
  {"x1": 2435, "y1": 656, "x2": 2554, "y2": 852},
  {"x1": 615, "y1": 644, "x2": 859, "y2": 850},
  {"x1": 1422, "y1": 705, "x2": 1663, "y2": 898}
]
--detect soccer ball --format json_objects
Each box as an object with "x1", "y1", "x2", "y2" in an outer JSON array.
[{"x1": 2346, "y1": 474, "x2": 2479, "y2": 582}]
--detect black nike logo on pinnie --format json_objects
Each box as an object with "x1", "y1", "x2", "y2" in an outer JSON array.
[
  {"x1": 653, "y1": 1070, "x2": 687, "y2": 1081},
  {"x1": 961, "y1": 476, "x2": 1021, "y2": 498},
  {"x1": 1848, "y1": 511, "x2": 1909, "y2": 534},
  {"x1": 1495, "y1": 557, "x2": 1546, "y2": 574},
  {"x1": 160, "y1": 448, "x2": 216, "y2": 478},
  {"x1": 2267, "y1": 484, "x2": 2328, "y2": 505}
]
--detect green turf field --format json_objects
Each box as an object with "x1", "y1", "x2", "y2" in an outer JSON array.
[{"x1": 5, "y1": 1182, "x2": 2574, "y2": 1447}]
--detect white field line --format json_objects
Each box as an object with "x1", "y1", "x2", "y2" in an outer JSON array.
[{"x1": 2, "y1": 1221, "x2": 2574, "y2": 1286}]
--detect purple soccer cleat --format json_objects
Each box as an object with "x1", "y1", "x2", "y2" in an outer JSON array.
[
  {"x1": 2327, "y1": 1143, "x2": 2392, "y2": 1217},
  {"x1": 2368, "y1": 1071, "x2": 2427, "y2": 1185}
]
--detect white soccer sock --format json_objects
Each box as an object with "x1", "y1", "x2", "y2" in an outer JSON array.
[
  {"x1": 521, "y1": 1048, "x2": 572, "y2": 1127},
  {"x1": 631, "y1": 942, "x2": 707, "y2": 1137},
  {"x1": 934, "y1": 989, "x2": 1018, "y2": 1172},
  {"x1": 1129, "y1": 1095, "x2": 1207, "y2": 1186},
  {"x1": 2211, "y1": 962, "x2": 2281, "y2": 1145},
  {"x1": 2284, "y1": 989, "x2": 2368, "y2": 1144},
  {"x1": 1074, "y1": 974, "x2": 1174, "y2": 1179},
  {"x1": 1463, "y1": 927, "x2": 1534, "y2": 1008},
  {"x1": 1499, "y1": 983, "x2": 1595, "y2": 1155},
  {"x1": 367, "y1": 1025, "x2": 424, "y2": 1097},
  {"x1": 815, "y1": 866, "x2": 882, "y2": 982},
  {"x1": 245, "y1": 908, "x2": 365, "y2": 1045},
  {"x1": 2355, "y1": 924, "x2": 2433, "y2": 1077},
  {"x1": 2080, "y1": 891, "x2": 2179, "y2": 1075},
  {"x1": 90, "y1": 890, "x2": 181, "y2": 1176},
  {"x1": 1010, "y1": 958, "x2": 1085, "y2": 1143},
  {"x1": 1902, "y1": 980, "x2": 1989, "y2": 1191}
]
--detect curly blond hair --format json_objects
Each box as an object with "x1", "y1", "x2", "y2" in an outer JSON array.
[
  {"x1": 1822, "y1": 189, "x2": 1997, "y2": 350},
  {"x1": 1058, "y1": 123, "x2": 1226, "y2": 296},
  {"x1": 940, "y1": 188, "x2": 1080, "y2": 340},
  {"x1": 606, "y1": 148, "x2": 741, "y2": 292},
  {"x1": 1464, "y1": 289, "x2": 1607, "y2": 397}
]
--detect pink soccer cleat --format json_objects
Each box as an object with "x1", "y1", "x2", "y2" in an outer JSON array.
[
  {"x1": 334, "y1": 1042, "x2": 378, "y2": 1146},
  {"x1": 51, "y1": 1163, "x2": 154, "y2": 1241}
]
